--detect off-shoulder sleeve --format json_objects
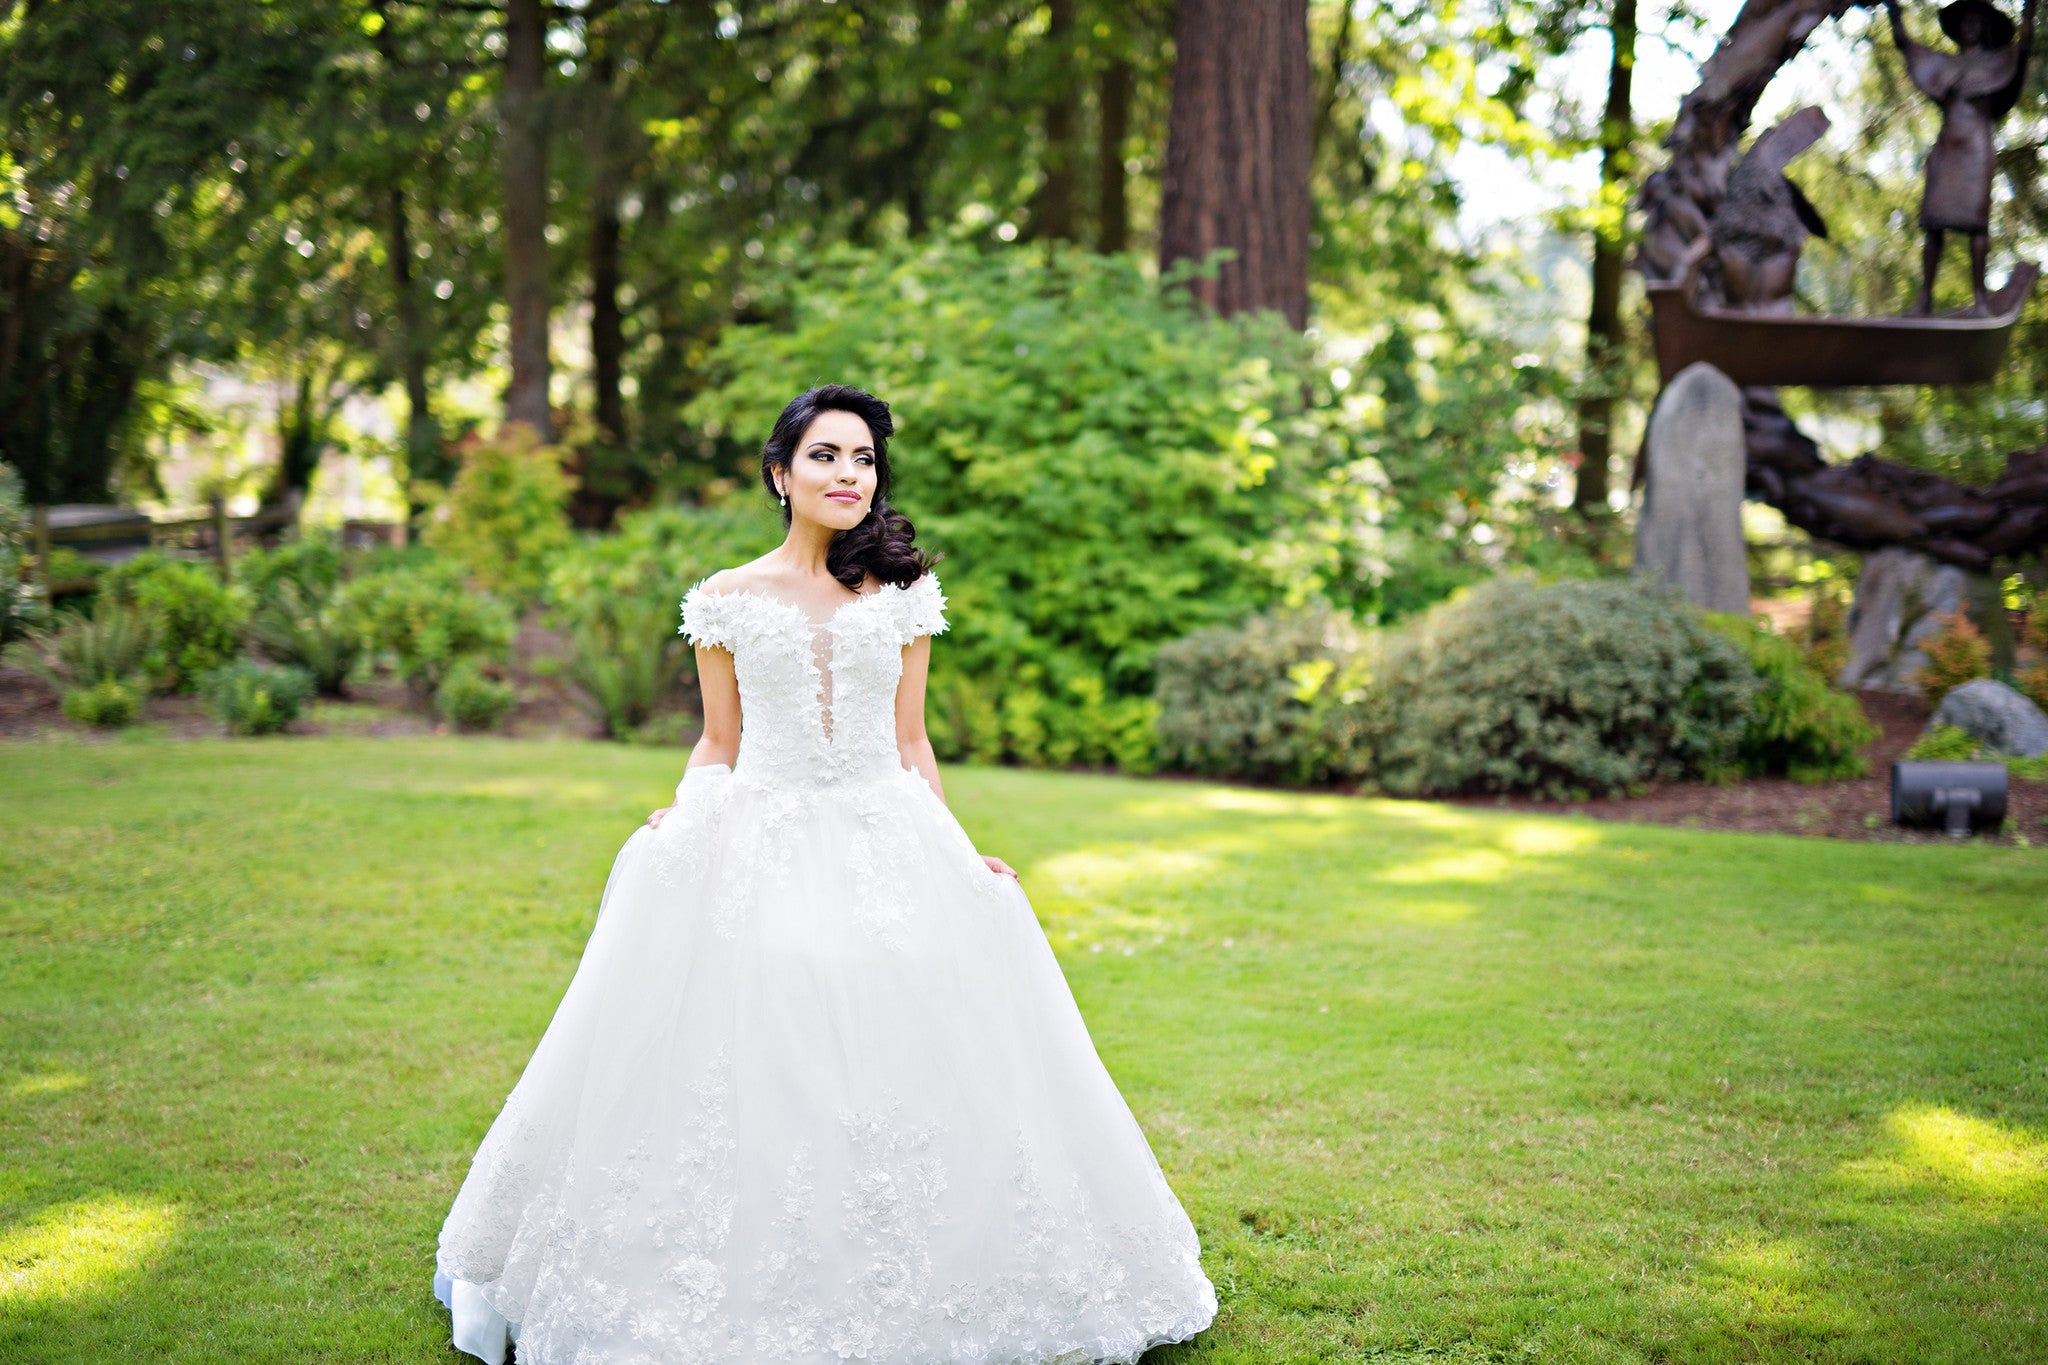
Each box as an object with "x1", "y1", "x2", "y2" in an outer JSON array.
[
  {"x1": 897, "y1": 573, "x2": 948, "y2": 644},
  {"x1": 679, "y1": 580, "x2": 737, "y2": 650}
]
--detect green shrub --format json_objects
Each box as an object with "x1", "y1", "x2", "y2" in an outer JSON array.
[
  {"x1": 2, "y1": 596, "x2": 162, "y2": 691},
  {"x1": 435, "y1": 659, "x2": 517, "y2": 731},
  {"x1": 245, "y1": 579, "x2": 363, "y2": 696},
  {"x1": 1905, "y1": 722, "x2": 2048, "y2": 782},
  {"x1": 1154, "y1": 603, "x2": 1375, "y2": 785},
  {"x1": 62, "y1": 678, "x2": 143, "y2": 728},
  {"x1": 340, "y1": 565, "x2": 514, "y2": 693},
  {"x1": 1705, "y1": 613, "x2": 1877, "y2": 782},
  {"x1": 199, "y1": 660, "x2": 314, "y2": 736},
  {"x1": 1905, "y1": 722, "x2": 1981, "y2": 762},
  {"x1": 0, "y1": 460, "x2": 48, "y2": 644},
  {"x1": 687, "y1": 241, "x2": 1380, "y2": 770},
  {"x1": 41, "y1": 545, "x2": 101, "y2": 590},
  {"x1": 422, "y1": 424, "x2": 575, "y2": 607},
  {"x1": 235, "y1": 532, "x2": 345, "y2": 602},
  {"x1": 560, "y1": 593, "x2": 687, "y2": 739},
  {"x1": 1371, "y1": 576, "x2": 1757, "y2": 799},
  {"x1": 627, "y1": 711, "x2": 701, "y2": 748},
  {"x1": 545, "y1": 496, "x2": 783, "y2": 739},
  {"x1": 1916, "y1": 610, "x2": 1991, "y2": 703},
  {"x1": 104, "y1": 553, "x2": 248, "y2": 691}
]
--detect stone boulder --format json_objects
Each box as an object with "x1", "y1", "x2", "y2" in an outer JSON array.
[
  {"x1": 1633, "y1": 362, "x2": 1751, "y2": 614},
  {"x1": 1837, "y1": 547, "x2": 1970, "y2": 692},
  {"x1": 1930, "y1": 678, "x2": 2048, "y2": 758}
]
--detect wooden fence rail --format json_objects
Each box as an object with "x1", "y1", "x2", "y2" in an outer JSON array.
[{"x1": 27, "y1": 502, "x2": 402, "y2": 600}]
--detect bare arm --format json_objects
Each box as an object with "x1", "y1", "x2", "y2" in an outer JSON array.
[
  {"x1": 894, "y1": 634, "x2": 1018, "y2": 879},
  {"x1": 688, "y1": 643, "x2": 741, "y2": 771},
  {"x1": 894, "y1": 633, "x2": 947, "y2": 804},
  {"x1": 1887, "y1": 0, "x2": 1955, "y2": 95},
  {"x1": 645, "y1": 643, "x2": 740, "y2": 828}
]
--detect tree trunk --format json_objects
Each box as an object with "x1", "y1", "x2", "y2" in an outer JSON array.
[
  {"x1": 589, "y1": 47, "x2": 626, "y2": 449},
  {"x1": 1158, "y1": 0, "x2": 1312, "y2": 329},
  {"x1": 274, "y1": 369, "x2": 325, "y2": 503},
  {"x1": 1574, "y1": 0, "x2": 1637, "y2": 517},
  {"x1": 1095, "y1": 56, "x2": 1131, "y2": 253},
  {"x1": 384, "y1": 185, "x2": 441, "y2": 478},
  {"x1": 372, "y1": 4, "x2": 440, "y2": 482},
  {"x1": 502, "y1": 0, "x2": 552, "y2": 438},
  {"x1": 1032, "y1": 0, "x2": 1079, "y2": 241}
]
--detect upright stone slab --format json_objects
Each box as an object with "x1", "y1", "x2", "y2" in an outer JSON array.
[
  {"x1": 1633, "y1": 362, "x2": 1750, "y2": 614},
  {"x1": 1837, "y1": 547, "x2": 1970, "y2": 692}
]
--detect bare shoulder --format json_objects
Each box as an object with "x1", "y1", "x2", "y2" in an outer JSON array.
[{"x1": 700, "y1": 559, "x2": 774, "y2": 595}]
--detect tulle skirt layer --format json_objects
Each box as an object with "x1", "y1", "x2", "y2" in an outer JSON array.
[{"x1": 434, "y1": 765, "x2": 1216, "y2": 1365}]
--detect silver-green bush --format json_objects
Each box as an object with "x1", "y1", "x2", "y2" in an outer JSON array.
[
  {"x1": 1373, "y1": 576, "x2": 1756, "y2": 799},
  {"x1": 1153, "y1": 603, "x2": 1376, "y2": 785}
]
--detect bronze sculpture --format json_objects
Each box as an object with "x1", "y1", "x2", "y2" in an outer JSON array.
[
  {"x1": 1886, "y1": 0, "x2": 2039, "y2": 314},
  {"x1": 1632, "y1": 0, "x2": 2048, "y2": 571},
  {"x1": 1706, "y1": 107, "x2": 1832, "y2": 313}
]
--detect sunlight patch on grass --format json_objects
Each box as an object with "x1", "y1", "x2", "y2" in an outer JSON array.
[
  {"x1": 1191, "y1": 788, "x2": 1345, "y2": 818},
  {"x1": 5, "y1": 1070, "x2": 87, "y2": 1099},
  {"x1": 1036, "y1": 846, "x2": 1220, "y2": 901},
  {"x1": 1842, "y1": 1105, "x2": 2048, "y2": 1204},
  {"x1": 450, "y1": 777, "x2": 615, "y2": 806},
  {"x1": 1496, "y1": 820, "x2": 1601, "y2": 857},
  {"x1": 1377, "y1": 847, "x2": 1513, "y2": 885},
  {"x1": 1358, "y1": 799, "x2": 1494, "y2": 833},
  {"x1": 1699, "y1": 1233, "x2": 1834, "y2": 1328},
  {"x1": 1384, "y1": 898, "x2": 1481, "y2": 923},
  {"x1": 0, "y1": 1195, "x2": 181, "y2": 1306}
]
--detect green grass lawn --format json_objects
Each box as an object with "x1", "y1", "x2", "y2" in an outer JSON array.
[{"x1": 2, "y1": 738, "x2": 2045, "y2": 1363}]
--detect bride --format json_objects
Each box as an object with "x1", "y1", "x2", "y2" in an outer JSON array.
[{"x1": 433, "y1": 384, "x2": 1217, "y2": 1363}]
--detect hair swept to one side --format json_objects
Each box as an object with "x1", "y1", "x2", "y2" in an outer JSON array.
[{"x1": 759, "y1": 383, "x2": 940, "y2": 590}]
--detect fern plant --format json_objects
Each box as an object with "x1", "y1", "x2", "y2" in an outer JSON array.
[
  {"x1": 2, "y1": 597, "x2": 162, "y2": 691},
  {"x1": 245, "y1": 578, "x2": 362, "y2": 696},
  {"x1": 557, "y1": 593, "x2": 685, "y2": 740}
]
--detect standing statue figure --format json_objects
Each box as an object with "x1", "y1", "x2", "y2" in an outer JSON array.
[{"x1": 1885, "y1": 0, "x2": 2038, "y2": 314}]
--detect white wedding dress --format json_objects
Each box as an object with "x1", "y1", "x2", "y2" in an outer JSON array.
[{"x1": 434, "y1": 573, "x2": 1216, "y2": 1364}]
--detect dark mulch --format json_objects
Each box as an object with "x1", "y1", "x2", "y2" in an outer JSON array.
[{"x1": 1441, "y1": 690, "x2": 2048, "y2": 848}]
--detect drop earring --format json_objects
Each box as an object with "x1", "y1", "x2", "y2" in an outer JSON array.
[{"x1": 778, "y1": 488, "x2": 787, "y2": 506}]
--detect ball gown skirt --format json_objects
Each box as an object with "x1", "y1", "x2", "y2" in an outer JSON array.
[{"x1": 433, "y1": 574, "x2": 1216, "y2": 1364}]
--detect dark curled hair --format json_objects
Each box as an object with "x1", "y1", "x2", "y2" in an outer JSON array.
[{"x1": 760, "y1": 383, "x2": 940, "y2": 590}]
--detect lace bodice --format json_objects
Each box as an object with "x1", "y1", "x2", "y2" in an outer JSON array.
[{"x1": 680, "y1": 574, "x2": 947, "y2": 792}]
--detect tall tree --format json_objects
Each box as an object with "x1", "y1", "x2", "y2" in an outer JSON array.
[
  {"x1": 1574, "y1": 0, "x2": 1638, "y2": 517},
  {"x1": 502, "y1": 0, "x2": 553, "y2": 437},
  {"x1": 371, "y1": 1, "x2": 437, "y2": 473},
  {"x1": 586, "y1": 8, "x2": 628, "y2": 451},
  {"x1": 1096, "y1": 51, "x2": 1133, "y2": 252},
  {"x1": 1032, "y1": 0, "x2": 1081, "y2": 240},
  {"x1": 1157, "y1": 0, "x2": 1313, "y2": 328}
]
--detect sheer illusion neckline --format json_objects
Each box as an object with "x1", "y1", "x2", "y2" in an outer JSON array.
[{"x1": 693, "y1": 581, "x2": 900, "y2": 630}]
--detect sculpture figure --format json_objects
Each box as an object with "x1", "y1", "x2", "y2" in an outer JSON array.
[
  {"x1": 1707, "y1": 107, "x2": 1832, "y2": 311},
  {"x1": 1885, "y1": 0, "x2": 2038, "y2": 314}
]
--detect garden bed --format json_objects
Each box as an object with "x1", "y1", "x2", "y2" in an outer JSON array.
[
  {"x1": 6, "y1": 661, "x2": 2041, "y2": 846},
  {"x1": 1442, "y1": 689, "x2": 2048, "y2": 847}
]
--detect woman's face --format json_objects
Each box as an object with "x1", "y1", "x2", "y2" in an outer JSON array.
[{"x1": 778, "y1": 409, "x2": 879, "y2": 531}]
